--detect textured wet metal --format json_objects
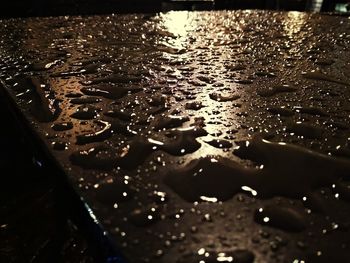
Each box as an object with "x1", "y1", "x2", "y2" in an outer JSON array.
[{"x1": 1, "y1": 10, "x2": 350, "y2": 263}]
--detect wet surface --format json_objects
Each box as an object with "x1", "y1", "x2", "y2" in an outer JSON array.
[{"x1": 1, "y1": 10, "x2": 350, "y2": 263}]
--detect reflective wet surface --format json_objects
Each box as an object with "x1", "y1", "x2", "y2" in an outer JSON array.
[{"x1": 1, "y1": 10, "x2": 350, "y2": 262}]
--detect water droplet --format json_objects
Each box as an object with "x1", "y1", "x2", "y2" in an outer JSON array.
[
  {"x1": 129, "y1": 206, "x2": 160, "y2": 227},
  {"x1": 302, "y1": 71, "x2": 350, "y2": 86},
  {"x1": 51, "y1": 141, "x2": 68, "y2": 151},
  {"x1": 209, "y1": 92, "x2": 240, "y2": 102},
  {"x1": 286, "y1": 122, "x2": 324, "y2": 139},
  {"x1": 76, "y1": 120, "x2": 112, "y2": 145},
  {"x1": 254, "y1": 205, "x2": 307, "y2": 232},
  {"x1": 205, "y1": 139, "x2": 233, "y2": 149},
  {"x1": 70, "y1": 144, "x2": 116, "y2": 170},
  {"x1": 257, "y1": 84, "x2": 297, "y2": 97},
  {"x1": 70, "y1": 97, "x2": 101, "y2": 104},
  {"x1": 153, "y1": 115, "x2": 189, "y2": 130},
  {"x1": 95, "y1": 179, "x2": 134, "y2": 204},
  {"x1": 294, "y1": 106, "x2": 328, "y2": 116},
  {"x1": 185, "y1": 101, "x2": 204, "y2": 110},
  {"x1": 51, "y1": 121, "x2": 73, "y2": 131},
  {"x1": 267, "y1": 107, "x2": 294, "y2": 117},
  {"x1": 70, "y1": 105, "x2": 99, "y2": 120}
]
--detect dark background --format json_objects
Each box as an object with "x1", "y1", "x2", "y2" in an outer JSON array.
[{"x1": 0, "y1": 0, "x2": 342, "y2": 18}]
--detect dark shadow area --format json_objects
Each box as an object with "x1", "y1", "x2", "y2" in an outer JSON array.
[
  {"x1": 0, "y1": 95, "x2": 94, "y2": 263},
  {"x1": 0, "y1": 0, "x2": 162, "y2": 18}
]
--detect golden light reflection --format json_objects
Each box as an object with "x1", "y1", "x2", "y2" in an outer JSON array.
[
  {"x1": 161, "y1": 11, "x2": 190, "y2": 37},
  {"x1": 159, "y1": 11, "x2": 197, "y2": 50},
  {"x1": 158, "y1": 12, "x2": 244, "y2": 161},
  {"x1": 199, "y1": 196, "x2": 218, "y2": 203},
  {"x1": 284, "y1": 11, "x2": 307, "y2": 38}
]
